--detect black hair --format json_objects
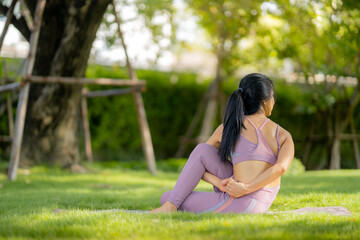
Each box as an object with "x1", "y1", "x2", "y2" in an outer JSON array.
[{"x1": 218, "y1": 73, "x2": 275, "y2": 163}]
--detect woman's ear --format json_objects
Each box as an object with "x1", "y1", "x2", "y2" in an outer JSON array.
[
  {"x1": 262, "y1": 100, "x2": 270, "y2": 115},
  {"x1": 262, "y1": 100, "x2": 267, "y2": 107}
]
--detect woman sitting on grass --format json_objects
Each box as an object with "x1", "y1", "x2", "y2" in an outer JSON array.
[{"x1": 150, "y1": 73, "x2": 295, "y2": 214}]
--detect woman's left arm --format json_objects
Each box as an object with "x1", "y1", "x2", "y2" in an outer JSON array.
[
  {"x1": 225, "y1": 130, "x2": 295, "y2": 198},
  {"x1": 202, "y1": 171, "x2": 227, "y2": 192}
]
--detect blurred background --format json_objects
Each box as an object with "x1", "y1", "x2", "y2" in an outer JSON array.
[{"x1": 0, "y1": 0, "x2": 359, "y2": 171}]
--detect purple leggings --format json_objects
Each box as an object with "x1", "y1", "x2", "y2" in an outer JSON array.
[{"x1": 161, "y1": 143, "x2": 280, "y2": 214}]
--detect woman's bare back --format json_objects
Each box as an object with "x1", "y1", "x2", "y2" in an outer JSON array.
[
  {"x1": 233, "y1": 117, "x2": 282, "y2": 188},
  {"x1": 205, "y1": 117, "x2": 285, "y2": 188}
]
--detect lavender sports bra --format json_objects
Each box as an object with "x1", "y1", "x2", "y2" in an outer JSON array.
[{"x1": 231, "y1": 116, "x2": 281, "y2": 165}]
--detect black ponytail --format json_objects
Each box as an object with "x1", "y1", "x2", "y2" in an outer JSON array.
[{"x1": 218, "y1": 73, "x2": 275, "y2": 163}]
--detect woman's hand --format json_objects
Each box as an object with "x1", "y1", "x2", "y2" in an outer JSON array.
[
  {"x1": 217, "y1": 177, "x2": 231, "y2": 192},
  {"x1": 220, "y1": 177, "x2": 232, "y2": 186},
  {"x1": 224, "y1": 178, "x2": 250, "y2": 198}
]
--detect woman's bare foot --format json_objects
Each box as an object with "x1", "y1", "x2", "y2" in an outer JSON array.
[{"x1": 148, "y1": 201, "x2": 178, "y2": 214}]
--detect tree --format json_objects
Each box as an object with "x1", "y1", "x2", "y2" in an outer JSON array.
[
  {"x1": 184, "y1": 0, "x2": 262, "y2": 143},
  {"x1": 14, "y1": 0, "x2": 112, "y2": 168},
  {"x1": 256, "y1": 0, "x2": 360, "y2": 169},
  {"x1": 0, "y1": 0, "x2": 173, "y2": 169}
]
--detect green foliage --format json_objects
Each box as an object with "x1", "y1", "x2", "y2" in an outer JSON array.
[
  {"x1": 181, "y1": 0, "x2": 360, "y2": 171},
  {"x1": 185, "y1": 0, "x2": 263, "y2": 75},
  {"x1": 84, "y1": 64, "x2": 209, "y2": 161},
  {"x1": 90, "y1": 158, "x2": 187, "y2": 172},
  {"x1": 0, "y1": 61, "x2": 358, "y2": 170},
  {"x1": 263, "y1": 0, "x2": 360, "y2": 77},
  {"x1": 83, "y1": 65, "x2": 360, "y2": 169},
  {"x1": 284, "y1": 158, "x2": 305, "y2": 176},
  {"x1": 100, "y1": 0, "x2": 175, "y2": 63},
  {"x1": 0, "y1": 57, "x2": 23, "y2": 82},
  {"x1": 156, "y1": 158, "x2": 187, "y2": 172}
]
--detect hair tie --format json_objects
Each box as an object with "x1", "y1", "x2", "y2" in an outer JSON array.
[{"x1": 238, "y1": 87, "x2": 243, "y2": 93}]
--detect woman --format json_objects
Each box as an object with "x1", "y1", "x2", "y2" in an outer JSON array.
[{"x1": 149, "y1": 73, "x2": 295, "y2": 214}]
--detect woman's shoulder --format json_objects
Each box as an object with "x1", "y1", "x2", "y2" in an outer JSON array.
[
  {"x1": 214, "y1": 123, "x2": 224, "y2": 133},
  {"x1": 205, "y1": 123, "x2": 224, "y2": 147},
  {"x1": 268, "y1": 119, "x2": 293, "y2": 142},
  {"x1": 274, "y1": 123, "x2": 293, "y2": 148},
  {"x1": 215, "y1": 123, "x2": 224, "y2": 138}
]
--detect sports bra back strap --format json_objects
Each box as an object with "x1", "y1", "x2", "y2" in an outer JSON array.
[
  {"x1": 244, "y1": 116, "x2": 258, "y2": 130},
  {"x1": 259, "y1": 118, "x2": 270, "y2": 130}
]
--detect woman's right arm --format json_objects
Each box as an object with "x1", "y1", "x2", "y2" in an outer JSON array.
[
  {"x1": 243, "y1": 129, "x2": 295, "y2": 193},
  {"x1": 224, "y1": 129, "x2": 295, "y2": 198}
]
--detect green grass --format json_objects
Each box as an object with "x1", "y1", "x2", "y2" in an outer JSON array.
[{"x1": 0, "y1": 161, "x2": 359, "y2": 240}]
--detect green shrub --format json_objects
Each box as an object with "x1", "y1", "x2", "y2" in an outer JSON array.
[
  {"x1": 84, "y1": 64, "x2": 209, "y2": 161},
  {"x1": 156, "y1": 158, "x2": 187, "y2": 172},
  {"x1": 0, "y1": 59, "x2": 359, "y2": 170},
  {"x1": 284, "y1": 157, "x2": 305, "y2": 176}
]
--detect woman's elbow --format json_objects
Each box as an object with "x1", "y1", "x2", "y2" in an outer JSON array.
[{"x1": 275, "y1": 164, "x2": 287, "y2": 175}]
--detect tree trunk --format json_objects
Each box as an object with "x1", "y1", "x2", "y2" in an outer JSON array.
[
  {"x1": 20, "y1": 0, "x2": 111, "y2": 167},
  {"x1": 329, "y1": 135, "x2": 341, "y2": 169},
  {"x1": 196, "y1": 56, "x2": 223, "y2": 143}
]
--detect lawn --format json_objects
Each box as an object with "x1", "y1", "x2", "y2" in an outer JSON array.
[{"x1": 0, "y1": 161, "x2": 359, "y2": 240}]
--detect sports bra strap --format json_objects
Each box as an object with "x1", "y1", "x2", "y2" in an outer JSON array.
[
  {"x1": 259, "y1": 118, "x2": 270, "y2": 130},
  {"x1": 244, "y1": 116, "x2": 270, "y2": 131},
  {"x1": 244, "y1": 116, "x2": 257, "y2": 130}
]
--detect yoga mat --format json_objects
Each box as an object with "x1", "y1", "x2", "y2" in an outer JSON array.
[{"x1": 53, "y1": 206, "x2": 351, "y2": 216}]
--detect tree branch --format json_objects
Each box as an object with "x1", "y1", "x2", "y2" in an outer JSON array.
[{"x1": 0, "y1": 3, "x2": 30, "y2": 42}]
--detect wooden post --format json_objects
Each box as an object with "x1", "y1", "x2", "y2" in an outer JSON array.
[
  {"x1": 112, "y1": 2, "x2": 157, "y2": 175},
  {"x1": 6, "y1": 92, "x2": 14, "y2": 138},
  {"x1": 2, "y1": 60, "x2": 14, "y2": 138},
  {"x1": 85, "y1": 85, "x2": 145, "y2": 98},
  {"x1": 8, "y1": 0, "x2": 46, "y2": 181},
  {"x1": 0, "y1": 136, "x2": 12, "y2": 142},
  {"x1": 24, "y1": 75, "x2": 146, "y2": 86},
  {"x1": 81, "y1": 88, "x2": 93, "y2": 162},
  {"x1": 0, "y1": 0, "x2": 18, "y2": 52},
  {"x1": 0, "y1": 82, "x2": 21, "y2": 93},
  {"x1": 19, "y1": 0, "x2": 33, "y2": 30}
]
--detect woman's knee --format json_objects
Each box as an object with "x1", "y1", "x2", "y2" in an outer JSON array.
[
  {"x1": 249, "y1": 201, "x2": 270, "y2": 214},
  {"x1": 194, "y1": 143, "x2": 217, "y2": 153},
  {"x1": 191, "y1": 143, "x2": 218, "y2": 162},
  {"x1": 160, "y1": 191, "x2": 172, "y2": 205}
]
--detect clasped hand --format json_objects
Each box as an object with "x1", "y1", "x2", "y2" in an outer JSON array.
[{"x1": 218, "y1": 177, "x2": 249, "y2": 198}]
